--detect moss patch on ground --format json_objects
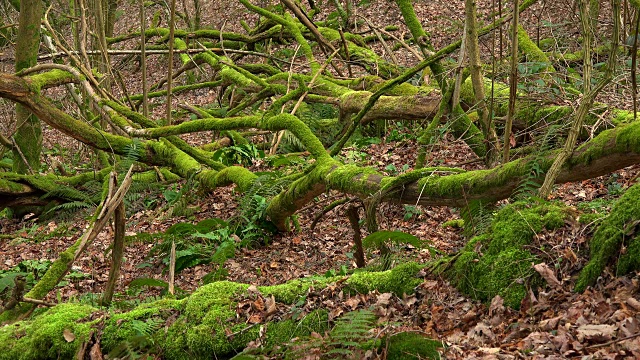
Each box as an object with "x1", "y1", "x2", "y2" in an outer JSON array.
[
  {"x1": 448, "y1": 199, "x2": 569, "y2": 308},
  {"x1": 386, "y1": 332, "x2": 443, "y2": 360},
  {"x1": 0, "y1": 303, "x2": 95, "y2": 360},
  {"x1": 0, "y1": 263, "x2": 426, "y2": 359},
  {"x1": 576, "y1": 182, "x2": 640, "y2": 291}
]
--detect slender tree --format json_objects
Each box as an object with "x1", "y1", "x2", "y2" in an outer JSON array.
[{"x1": 13, "y1": 0, "x2": 43, "y2": 174}]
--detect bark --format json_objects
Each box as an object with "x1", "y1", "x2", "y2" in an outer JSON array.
[
  {"x1": 465, "y1": 0, "x2": 499, "y2": 164},
  {"x1": 1, "y1": 71, "x2": 640, "y2": 231},
  {"x1": 13, "y1": 0, "x2": 43, "y2": 174}
]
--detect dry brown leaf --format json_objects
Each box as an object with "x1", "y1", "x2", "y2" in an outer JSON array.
[
  {"x1": 376, "y1": 292, "x2": 393, "y2": 306},
  {"x1": 89, "y1": 342, "x2": 103, "y2": 360},
  {"x1": 576, "y1": 324, "x2": 616, "y2": 342},
  {"x1": 539, "y1": 316, "x2": 562, "y2": 331},
  {"x1": 63, "y1": 328, "x2": 75, "y2": 342},
  {"x1": 626, "y1": 297, "x2": 640, "y2": 311},
  {"x1": 252, "y1": 296, "x2": 265, "y2": 311},
  {"x1": 489, "y1": 295, "x2": 504, "y2": 317},
  {"x1": 533, "y1": 263, "x2": 562, "y2": 289},
  {"x1": 265, "y1": 295, "x2": 277, "y2": 316},
  {"x1": 248, "y1": 314, "x2": 263, "y2": 324},
  {"x1": 345, "y1": 296, "x2": 361, "y2": 310}
]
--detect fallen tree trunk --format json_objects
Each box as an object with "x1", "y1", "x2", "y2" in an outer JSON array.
[{"x1": 1, "y1": 71, "x2": 640, "y2": 230}]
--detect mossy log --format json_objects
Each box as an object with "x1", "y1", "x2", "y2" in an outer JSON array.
[
  {"x1": 1, "y1": 71, "x2": 640, "y2": 230},
  {"x1": 459, "y1": 77, "x2": 637, "y2": 136},
  {"x1": 575, "y1": 182, "x2": 640, "y2": 291},
  {"x1": 0, "y1": 263, "x2": 428, "y2": 359}
]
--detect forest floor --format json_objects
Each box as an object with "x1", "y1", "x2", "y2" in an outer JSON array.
[{"x1": 2, "y1": 0, "x2": 640, "y2": 359}]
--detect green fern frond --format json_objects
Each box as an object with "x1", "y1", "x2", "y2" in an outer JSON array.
[
  {"x1": 40, "y1": 185, "x2": 95, "y2": 204},
  {"x1": 42, "y1": 201, "x2": 93, "y2": 219},
  {"x1": 460, "y1": 200, "x2": 493, "y2": 237}
]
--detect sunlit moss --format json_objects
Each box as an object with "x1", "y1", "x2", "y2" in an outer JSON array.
[{"x1": 449, "y1": 200, "x2": 568, "y2": 307}]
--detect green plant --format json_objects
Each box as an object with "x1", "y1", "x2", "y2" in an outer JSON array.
[
  {"x1": 362, "y1": 230, "x2": 439, "y2": 270},
  {"x1": 213, "y1": 143, "x2": 264, "y2": 166},
  {"x1": 511, "y1": 124, "x2": 560, "y2": 200},
  {"x1": 460, "y1": 200, "x2": 494, "y2": 237},
  {"x1": 0, "y1": 259, "x2": 52, "y2": 303},
  {"x1": 107, "y1": 317, "x2": 164, "y2": 359},
  {"x1": 233, "y1": 173, "x2": 295, "y2": 245},
  {"x1": 285, "y1": 310, "x2": 379, "y2": 359},
  {"x1": 403, "y1": 205, "x2": 422, "y2": 220},
  {"x1": 135, "y1": 218, "x2": 236, "y2": 283}
]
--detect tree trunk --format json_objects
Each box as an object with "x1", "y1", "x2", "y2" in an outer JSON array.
[{"x1": 13, "y1": 0, "x2": 43, "y2": 174}]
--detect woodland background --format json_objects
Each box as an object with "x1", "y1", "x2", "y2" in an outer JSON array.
[{"x1": 1, "y1": 0, "x2": 640, "y2": 359}]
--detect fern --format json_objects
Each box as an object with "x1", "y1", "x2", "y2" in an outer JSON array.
[
  {"x1": 107, "y1": 317, "x2": 164, "y2": 360},
  {"x1": 285, "y1": 310, "x2": 378, "y2": 359},
  {"x1": 123, "y1": 138, "x2": 143, "y2": 162},
  {"x1": 512, "y1": 124, "x2": 561, "y2": 200},
  {"x1": 460, "y1": 199, "x2": 493, "y2": 237},
  {"x1": 41, "y1": 201, "x2": 93, "y2": 220},
  {"x1": 328, "y1": 310, "x2": 377, "y2": 346},
  {"x1": 40, "y1": 185, "x2": 95, "y2": 204},
  {"x1": 233, "y1": 173, "x2": 297, "y2": 245}
]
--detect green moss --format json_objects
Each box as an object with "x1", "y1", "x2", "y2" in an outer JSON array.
[
  {"x1": 221, "y1": 67, "x2": 257, "y2": 88},
  {"x1": 517, "y1": 25, "x2": 555, "y2": 73},
  {"x1": 386, "y1": 332, "x2": 442, "y2": 360},
  {"x1": 347, "y1": 262, "x2": 423, "y2": 296},
  {"x1": 449, "y1": 200, "x2": 568, "y2": 308},
  {"x1": 442, "y1": 219, "x2": 464, "y2": 228},
  {"x1": 27, "y1": 69, "x2": 77, "y2": 90},
  {"x1": 260, "y1": 277, "x2": 341, "y2": 303},
  {"x1": 102, "y1": 299, "x2": 185, "y2": 352},
  {"x1": 326, "y1": 164, "x2": 384, "y2": 195},
  {"x1": 617, "y1": 236, "x2": 640, "y2": 275},
  {"x1": 264, "y1": 309, "x2": 329, "y2": 349},
  {"x1": 0, "y1": 303, "x2": 95, "y2": 360},
  {"x1": 576, "y1": 182, "x2": 640, "y2": 291},
  {"x1": 262, "y1": 113, "x2": 329, "y2": 160},
  {"x1": 578, "y1": 212, "x2": 606, "y2": 225},
  {"x1": 198, "y1": 167, "x2": 258, "y2": 192}
]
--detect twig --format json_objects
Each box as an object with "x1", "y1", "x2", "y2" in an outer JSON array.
[
  {"x1": 21, "y1": 297, "x2": 56, "y2": 307},
  {"x1": 168, "y1": 240, "x2": 176, "y2": 295},
  {"x1": 35, "y1": 48, "x2": 293, "y2": 65},
  {"x1": 226, "y1": 322, "x2": 259, "y2": 338},
  {"x1": 586, "y1": 332, "x2": 640, "y2": 349}
]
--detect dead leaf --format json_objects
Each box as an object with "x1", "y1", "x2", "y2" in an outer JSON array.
[
  {"x1": 533, "y1": 263, "x2": 562, "y2": 289},
  {"x1": 376, "y1": 293, "x2": 392, "y2": 306},
  {"x1": 576, "y1": 324, "x2": 616, "y2": 342},
  {"x1": 89, "y1": 342, "x2": 103, "y2": 360},
  {"x1": 265, "y1": 295, "x2": 277, "y2": 316},
  {"x1": 345, "y1": 297, "x2": 361, "y2": 310},
  {"x1": 627, "y1": 297, "x2": 640, "y2": 311},
  {"x1": 252, "y1": 296, "x2": 265, "y2": 311},
  {"x1": 539, "y1": 316, "x2": 562, "y2": 331},
  {"x1": 248, "y1": 314, "x2": 263, "y2": 324},
  {"x1": 489, "y1": 295, "x2": 504, "y2": 317},
  {"x1": 63, "y1": 328, "x2": 75, "y2": 342},
  {"x1": 292, "y1": 236, "x2": 302, "y2": 245},
  {"x1": 468, "y1": 322, "x2": 496, "y2": 344}
]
